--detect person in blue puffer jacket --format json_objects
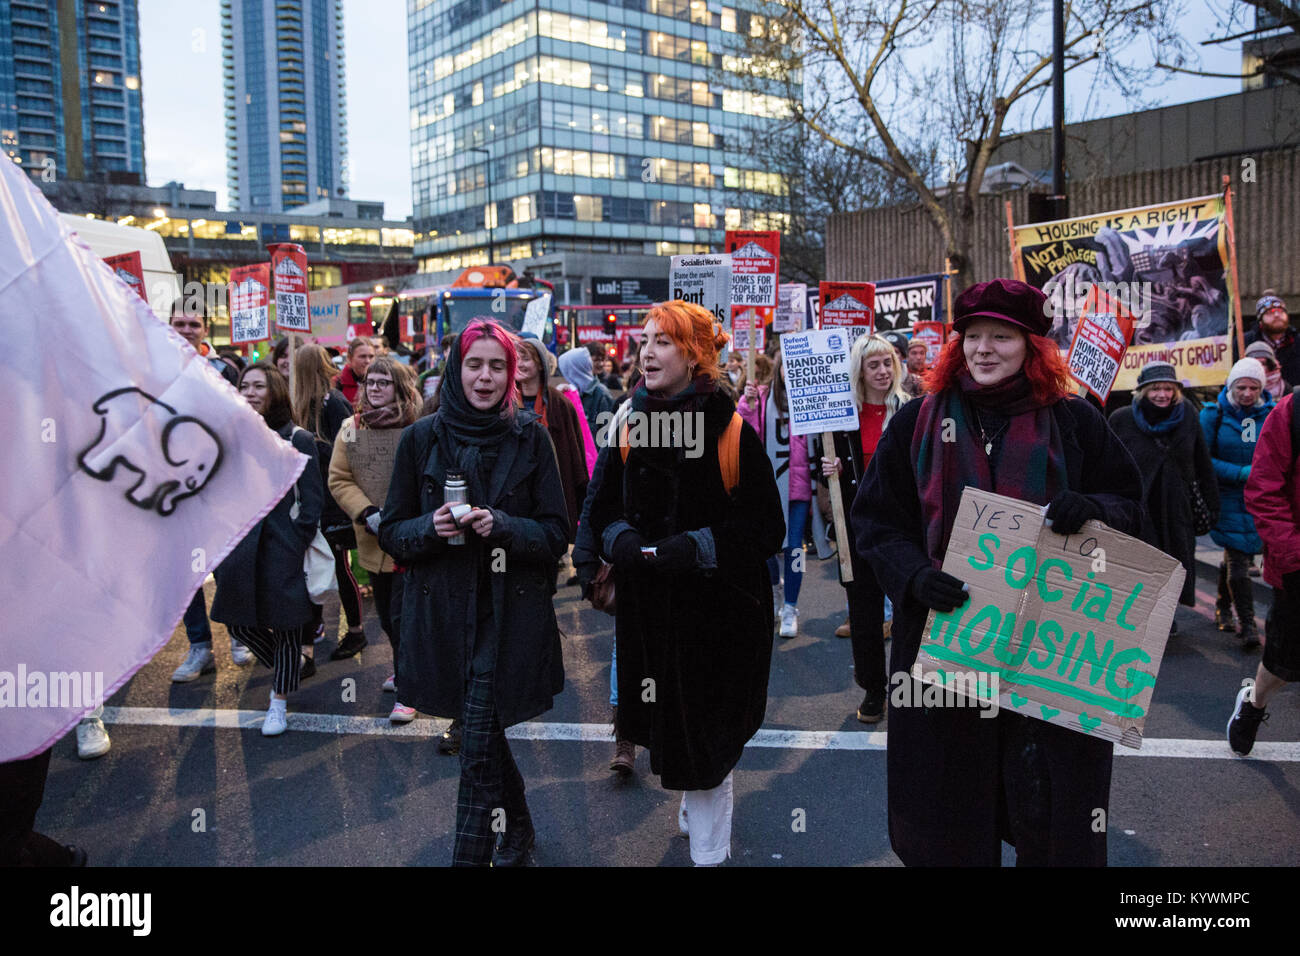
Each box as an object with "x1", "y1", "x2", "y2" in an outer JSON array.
[{"x1": 1201, "y1": 357, "x2": 1276, "y2": 648}]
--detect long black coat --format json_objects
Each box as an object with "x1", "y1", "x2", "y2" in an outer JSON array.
[
  {"x1": 853, "y1": 394, "x2": 1144, "y2": 866},
  {"x1": 211, "y1": 421, "x2": 322, "y2": 629},
  {"x1": 377, "y1": 412, "x2": 568, "y2": 727},
  {"x1": 588, "y1": 390, "x2": 785, "y2": 791},
  {"x1": 312, "y1": 389, "x2": 353, "y2": 531},
  {"x1": 1109, "y1": 401, "x2": 1218, "y2": 605}
]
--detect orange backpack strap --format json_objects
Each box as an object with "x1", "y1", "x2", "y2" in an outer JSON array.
[
  {"x1": 620, "y1": 422, "x2": 630, "y2": 464},
  {"x1": 719, "y1": 411, "x2": 743, "y2": 494}
]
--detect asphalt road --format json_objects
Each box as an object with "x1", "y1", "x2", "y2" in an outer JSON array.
[{"x1": 32, "y1": 545, "x2": 1300, "y2": 867}]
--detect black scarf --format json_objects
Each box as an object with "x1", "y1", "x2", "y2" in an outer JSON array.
[
  {"x1": 625, "y1": 373, "x2": 717, "y2": 470},
  {"x1": 432, "y1": 338, "x2": 524, "y2": 505}
]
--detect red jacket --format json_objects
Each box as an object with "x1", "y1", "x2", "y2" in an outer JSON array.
[
  {"x1": 335, "y1": 365, "x2": 361, "y2": 407},
  {"x1": 1244, "y1": 392, "x2": 1300, "y2": 588}
]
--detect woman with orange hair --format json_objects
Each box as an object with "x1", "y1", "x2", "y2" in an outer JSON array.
[
  {"x1": 853, "y1": 279, "x2": 1144, "y2": 867},
  {"x1": 588, "y1": 300, "x2": 784, "y2": 866}
]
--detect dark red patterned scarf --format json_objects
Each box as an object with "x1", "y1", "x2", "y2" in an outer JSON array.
[{"x1": 910, "y1": 371, "x2": 1067, "y2": 564}]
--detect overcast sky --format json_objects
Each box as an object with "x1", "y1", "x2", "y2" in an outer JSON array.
[{"x1": 139, "y1": 0, "x2": 1245, "y2": 221}]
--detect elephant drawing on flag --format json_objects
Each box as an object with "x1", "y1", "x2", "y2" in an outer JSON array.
[{"x1": 78, "y1": 387, "x2": 223, "y2": 516}]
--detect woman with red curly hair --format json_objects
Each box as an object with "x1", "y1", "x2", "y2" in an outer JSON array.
[
  {"x1": 853, "y1": 279, "x2": 1144, "y2": 867},
  {"x1": 589, "y1": 300, "x2": 784, "y2": 865},
  {"x1": 378, "y1": 319, "x2": 569, "y2": 867}
]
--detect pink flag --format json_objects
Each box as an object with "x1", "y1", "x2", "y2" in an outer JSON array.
[{"x1": 0, "y1": 158, "x2": 307, "y2": 761}]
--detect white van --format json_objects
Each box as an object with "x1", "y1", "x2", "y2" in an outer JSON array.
[{"x1": 59, "y1": 213, "x2": 181, "y2": 322}]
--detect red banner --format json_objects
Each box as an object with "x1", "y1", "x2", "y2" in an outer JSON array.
[
  {"x1": 228, "y1": 263, "x2": 271, "y2": 345},
  {"x1": 270, "y1": 243, "x2": 311, "y2": 333},
  {"x1": 1066, "y1": 286, "x2": 1137, "y2": 402},
  {"x1": 725, "y1": 230, "x2": 779, "y2": 309},
  {"x1": 910, "y1": 320, "x2": 946, "y2": 366},
  {"x1": 818, "y1": 281, "x2": 875, "y2": 346},
  {"x1": 103, "y1": 251, "x2": 145, "y2": 301}
]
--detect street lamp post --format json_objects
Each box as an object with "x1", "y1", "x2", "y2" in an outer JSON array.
[{"x1": 470, "y1": 146, "x2": 494, "y2": 264}]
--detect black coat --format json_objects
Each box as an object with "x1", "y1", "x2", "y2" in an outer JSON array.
[
  {"x1": 853, "y1": 394, "x2": 1144, "y2": 866},
  {"x1": 312, "y1": 389, "x2": 353, "y2": 531},
  {"x1": 211, "y1": 421, "x2": 322, "y2": 629},
  {"x1": 377, "y1": 412, "x2": 568, "y2": 727},
  {"x1": 1109, "y1": 401, "x2": 1219, "y2": 605},
  {"x1": 588, "y1": 390, "x2": 786, "y2": 790}
]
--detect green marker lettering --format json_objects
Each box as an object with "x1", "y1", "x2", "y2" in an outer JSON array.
[
  {"x1": 1057, "y1": 630, "x2": 1083, "y2": 677},
  {"x1": 1105, "y1": 646, "x2": 1155, "y2": 699},
  {"x1": 1004, "y1": 545, "x2": 1037, "y2": 589},
  {"x1": 968, "y1": 532, "x2": 999, "y2": 571},
  {"x1": 957, "y1": 603, "x2": 1001, "y2": 656},
  {"x1": 1067, "y1": 631, "x2": 1115, "y2": 686},
  {"x1": 1080, "y1": 579, "x2": 1114, "y2": 623},
  {"x1": 1028, "y1": 619, "x2": 1063, "y2": 670},
  {"x1": 1116, "y1": 582, "x2": 1144, "y2": 631},
  {"x1": 1036, "y1": 558, "x2": 1072, "y2": 602}
]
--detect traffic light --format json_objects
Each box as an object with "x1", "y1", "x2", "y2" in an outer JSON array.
[{"x1": 604, "y1": 312, "x2": 617, "y2": 334}]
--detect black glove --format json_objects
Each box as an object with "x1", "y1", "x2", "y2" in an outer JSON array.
[
  {"x1": 609, "y1": 530, "x2": 647, "y2": 569},
  {"x1": 647, "y1": 533, "x2": 697, "y2": 573},
  {"x1": 360, "y1": 506, "x2": 381, "y2": 536},
  {"x1": 1045, "y1": 490, "x2": 1099, "y2": 536},
  {"x1": 909, "y1": 568, "x2": 970, "y2": 613}
]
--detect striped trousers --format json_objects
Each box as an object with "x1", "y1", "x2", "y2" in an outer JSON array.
[{"x1": 226, "y1": 624, "x2": 306, "y2": 696}]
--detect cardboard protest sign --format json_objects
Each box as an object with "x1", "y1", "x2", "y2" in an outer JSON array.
[
  {"x1": 725, "y1": 230, "x2": 779, "y2": 308},
  {"x1": 774, "y1": 283, "x2": 807, "y2": 333},
  {"x1": 780, "y1": 329, "x2": 856, "y2": 437},
  {"x1": 522, "y1": 293, "x2": 552, "y2": 338},
  {"x1": 348, "y1": 427, "x2": 404, "y2": 507},
  {"x1": 103, "y1": 251, "x2": 145, "y2": 301},
  {"x1": 730, "y1": 307, "x2": 769, "y2": 351},
  {"x1": 1012, "y1": 194, "x2": 1232, "y2": 389},
  {"x1": 270, "y1": 244, "x2": 311, "y2": 333},
  {"x1": 669, "y1": 254, "x2": 731, "y2": 326},
  {"x1": 228, "y1": 264, "x2": 271, "y2": 344},
  {"x1": 308, "y1": 285, "x2": 349, "y2": 342},
  {"x1": 914, "y1": 488, "x2": 1183, "y2": 749},
  {"x1": 910, "y1": 321, "x2": 945, "y2": 366},
  {"x1": 1066, "y1": 286, "x2": 1137, "y2": 402},
  {"x1": 873, "y1": 273, "x2": 943, "y2": 331},
  {"x1": 818, "y1": 281, "x2": 875, "y2": 346}
]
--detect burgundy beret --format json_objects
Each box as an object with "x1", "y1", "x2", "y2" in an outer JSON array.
[{"x1": 952, "y1": 278, "x2": 1051, "y2": 337}]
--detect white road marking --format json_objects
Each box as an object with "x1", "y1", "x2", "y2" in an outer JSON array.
[{"x1": 100, "y1": 706, "x2": 1300, "y2": 760}]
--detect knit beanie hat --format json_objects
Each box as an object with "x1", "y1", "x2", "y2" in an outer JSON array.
[{"x1": 1226, "y1": 358, "x2": 1266, "y2": 392}]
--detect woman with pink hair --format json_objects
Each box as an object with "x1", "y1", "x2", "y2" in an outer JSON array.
[{"x1": 379, "y1": 320, "x2": 569, "y2": 867}]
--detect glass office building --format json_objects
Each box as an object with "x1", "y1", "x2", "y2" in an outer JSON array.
[
  {"x1": 407, "y1": 0, "x2": 795, "y2": 278},
  {"x1": 1, "y1": 0, "x2": 147, "y2": 183},
  {"x1": 223, "y1": 0, "x2": 349, "y2": 212}
]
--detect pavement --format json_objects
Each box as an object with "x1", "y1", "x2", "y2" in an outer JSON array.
[{"x1": 33, "y1": 547, "x2": 1300, "y2": 867}]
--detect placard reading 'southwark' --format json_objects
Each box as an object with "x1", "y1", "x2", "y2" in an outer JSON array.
[
  {"x1": 780, "y1": 329, "x2": 856, "y2": 437},
  {"x1": 914, "y1": 488, "x2": 1183, "y2": 749}
]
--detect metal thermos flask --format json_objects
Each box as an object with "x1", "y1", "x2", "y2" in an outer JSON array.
[{"x1": 445, "y1": 472, "x2": 468, "y2": 546}]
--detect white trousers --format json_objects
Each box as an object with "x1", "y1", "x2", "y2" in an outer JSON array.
[{"x1": 679, "y1": 771, "x2": 734, "y2": 865}]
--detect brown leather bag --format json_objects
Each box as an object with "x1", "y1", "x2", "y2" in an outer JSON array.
[{"x1": 589, "y1": 561, "x2": 616, "y2": 615}]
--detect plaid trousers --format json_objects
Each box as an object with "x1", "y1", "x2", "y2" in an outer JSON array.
[{"x1": 452, "y1": 672, "x2": 531, "y2": 867}]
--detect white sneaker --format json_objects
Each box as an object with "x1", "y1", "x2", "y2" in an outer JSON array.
[
  {"x1": 76, "y1": 717, "x2": 111, "y2": 759},
  {"x1": 779, "y1": 603, "x2": 799, "y2": 639},
  {"x1": 382, "y1": 673, "x2": 396, "y2": 693},
  {"x1": 262, "y1": 698, "x2": 288, "y2": 736},
  {"x1": 389, "y1": 702, "x2": 416, "y2": 723},
  {"x1": 230, "y1": 639, "x2": 253, "y2": 666},
  {"x1": 172, "y1": 644, "x2": 216, "y2": 682}
]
